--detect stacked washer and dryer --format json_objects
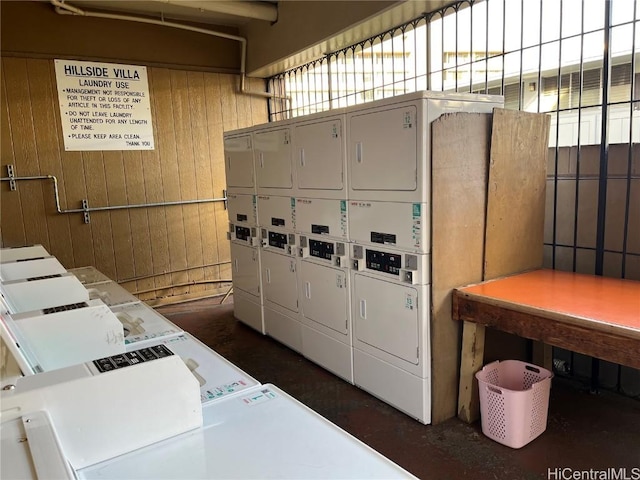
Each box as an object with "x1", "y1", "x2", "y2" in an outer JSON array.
[{"x1": 224, "y1": 91, "x2": 503, "y2": 424}]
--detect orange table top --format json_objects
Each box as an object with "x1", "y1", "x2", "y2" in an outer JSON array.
[{"x1": 459, "y1": 269, "x2": 640, "y2": 331}]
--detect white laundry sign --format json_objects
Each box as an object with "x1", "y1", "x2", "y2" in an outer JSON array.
[{"x1": 54, "y1": 59, "x2": 154, "y2": 151}]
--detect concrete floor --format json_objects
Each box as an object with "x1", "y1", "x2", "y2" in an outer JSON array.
[{"x1": 158, "y1": 297, "x2": 640, "y2": 480}]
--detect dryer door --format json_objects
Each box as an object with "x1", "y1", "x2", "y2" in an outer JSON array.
[
  {"x1": 300, "y1": 261, "x2": 348, "y2": 335},
  {"x1": 353, "y1": 273, "x2": 419, "y2": 365}
]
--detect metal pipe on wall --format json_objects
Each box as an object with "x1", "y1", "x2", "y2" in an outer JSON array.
[{"x1": 0, "y1": 169, "x2": 227, "y2": 223}]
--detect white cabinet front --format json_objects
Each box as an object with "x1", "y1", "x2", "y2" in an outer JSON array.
[
  {"x1": 348, "y1": 105, "x2": 418, "y2": 192},
  {"x1": 230, "y1": 242, "x2": 260, "y2": 297},
  {"x1": 261, "y1": 250, "x2": 298, "y2": 313},
  {"x1": 353, "y1": 274, "x2": 419, "y2": 365},
  {"x1": 300, "y1": 261, "x2": 348, "y2": 335},
  {"x1": 295, "y1": 119, "x2": 344, "y2": 191},
  {"x1": 254, "y1": 129, "x2": 293, "y2": 189},
  {"x1": 224, "y1": 134, "x2": 254, "y2": 189}
]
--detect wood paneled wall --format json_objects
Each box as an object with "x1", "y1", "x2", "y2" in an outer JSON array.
[{"x1": 1, "y1": 57, "x2": 268, "y2": 302}]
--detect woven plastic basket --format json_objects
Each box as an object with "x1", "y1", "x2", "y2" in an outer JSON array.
[{"x1": 476, "y1": 360, "x2": 553, "y2": 449}]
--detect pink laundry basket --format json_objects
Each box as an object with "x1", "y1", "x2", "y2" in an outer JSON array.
[{"x1": 475, "y1": 360, "x2": 554, "y2": 449}]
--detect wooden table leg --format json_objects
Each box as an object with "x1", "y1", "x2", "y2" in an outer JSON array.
[
  {"x1": 458, "y1": 321, "x2": 485, "y2": 423},
  {"x1": 532, "y1": 342, "x2": 553, "y2": 371}
]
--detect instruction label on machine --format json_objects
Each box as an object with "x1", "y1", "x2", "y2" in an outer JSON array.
[{"x1": 54, "y1": 59, "x2": 154, "y2": 151}]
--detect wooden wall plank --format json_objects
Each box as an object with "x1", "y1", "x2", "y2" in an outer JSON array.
[
  {"x1": 0, "y1": 63, "x2": 27, "y2": 247},
  {"x1": 123, "y1": 149, "x2": 155, "y2": 300},
  {"x1": 172, "y1": 69, "x2": 203, "y2": 295},
  {"x1": 3, "y1": 57, "x2": 50, "y2": 249},
  {"x1": 248, "y1": 77, "x2": 269, "y2": 126},
  {"x1": 484, "y1": 109, "x2": 550, "y2": 279},
  {"x1": 103, "y1": 150, "x2": 135, "y2": 282},
  {"x1": 189, "y1": 71, "x2": 218, "y2": 294},
  {"x1": 431, "y1": 112, "x2": 491, "y2": 424},
  {"x1": 83, "y1": 151, "x2": 117, "y2": 279},
  {"x1": 154, "y1": 68, "x2": 188, "y2": 296},
  {"x1": 142, "y1": 68, "x2": 171, "y2": 299},
  {"x1": 204, "y1": 73, "x2": 226, "y2": 283},
  {"x1": 26, "y1": 59, "x2": 74, "y2": 267},
  {"x1": 220, "y1": 74, "x2": 239, "y2": 132}
]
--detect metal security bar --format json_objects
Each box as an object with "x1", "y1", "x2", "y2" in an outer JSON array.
[{"x1": 267, "y1": 0, "x2": 640, "y2": 399}]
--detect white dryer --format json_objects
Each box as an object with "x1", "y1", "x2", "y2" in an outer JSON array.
[
  {"x1": 254, "y1": 120, "x2": 296, "y2": 196},
  {"x1": 350, "y1": 242, "x2": 432, "y2": 424},
  {"x1": 298, "y1": 233, "x2": 353, "y2": 383},
  {"x1": 223, "y1": 128, "x2": 256, "y2": 195},
  {"x1": 347, "y1": 90, "x2": 502, "y2": 203},
  {"x1": 260, "y1": 227, "x2": 301, "y2": 353},
  {"x1": 293, "y1": 110, "x2": 347, "y2": 200},
  {"x1": 230, "y1": 241, "x2": 264, "y2": 333}
]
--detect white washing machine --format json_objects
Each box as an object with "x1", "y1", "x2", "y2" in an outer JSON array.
[
  {"x1": 230, "y1": 241, "x2": 264, "y2": 334},
  {"x1": 347, "y1": 90, "x2": 502, "y2": 203},
  {"x1": 257, "y1": 194, "x2": 294, "y2": 231},
  {"x1": 1, "y1": 273, "x2": 89, "y2": 314},
  {"x1": 349, "y1": 200, "x2": 428, "y2": 253},
  {"x1": 298, "y1": 233, "x2": 353, "y2": 383},
  {"x1": 86, "y1": 281, "x2": 139, "y2": 308},
  {"x1": 110, "y1": 302, "x2": 182, "y2": 346},
  {"x1": 0, "y1": 244, "x2": 49, "y2": 263},
  {"x1": 69, "y1": 266, "x2": 112, "y2": 285},
  {"x1": 2, "y1": 299, "x2": 124, "y2": 374},
  {"x1": 223, "y1": 128, "x2": 256, "y2": 195},
  {"x1": 260, "y1": 227, "x2": 301, "y2": 353},
  {"x1": 293, "y1": 110, "x2": 347, "y2": 200},
  {"x1": 125, "y1": 333, "x2": 260, "y2": 404},
  {"x1": 254, "y1": 120, "x2": 296, "y2": 196},
  {"x1": 295, "y1": 197, "x2": 348, "y2": 240},
  {"x1": 350, "y1": 243, "x2": 432, "y2": 424},
  {"x1": 77, "y1": 384, "x2": 415, "y2": 480},
  {"x1": 1, "y1": 256, "x2": 67, "y2": 282}
]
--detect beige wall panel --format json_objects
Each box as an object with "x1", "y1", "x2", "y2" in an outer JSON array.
[
  {"x1": 608, "y1": 143, "x2": 633, "y2": 176},
  {"x1": 553, "y1": 179, "x2": 577, "y2": 247},
  {"x1": 103, "y1": 151, "x2": 135, "y2": 282},
  {"x1": 575, "y1": 248, "x2": 596, "y2": 274},
  {"x1": 431, "y1": 112, "x2": 490, "y2": 423},
  {"x1": 123, "y1": 150, "x2": 155, "y2": 300},
  {"x1": 171, "y1": 70, "x2": 204, "y2": 295},
  {"x1": 60, "y1": 150, "x2": 96, "y2": 268},
  {"x1": 220, "y1": 74, "x2": 239, "y2": 132},
  {"x1": 578, "y1": 145, "x2": 600, "y2": 176},
  {"x1": 25, "y1": 59, "x2": 74, "y2": 267},
  {"x1": 3, "y1": 57, "x2": 51, "y2": 249},
  {"x1": 83, "y1": 151, "x2": 117, "y2": 280},
  {"x1": 0, "y1": 66, "x2": 26, "y2": 248},
  {"x1": 248, "y1": 78, "x2": 269, "y2": 125},
  {"x1": 484, "y1": 109, "x2": 549, "y2": 279},
  {"x1": 152, "y1": 69, "x2": 188, "y2": 295},
  {"x1": 141, "y1": 69, "x2": 171, "y2": 297}
]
